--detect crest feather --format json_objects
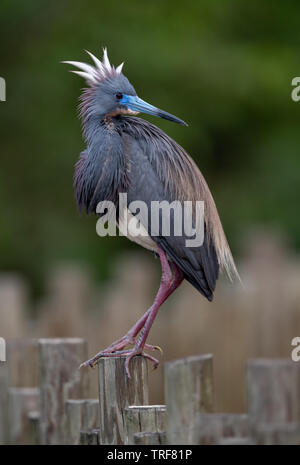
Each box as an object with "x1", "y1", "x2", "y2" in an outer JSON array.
[
  {"x1": 62, "y1": 47, "x2": 124, "y2": 85},
  {"x1": 116, "y1": 62, "x2": 124, "y2": 73},
  {"x1": 70, "y1": 70, "x2": 97, "y2": 84},
  {"x1": 85, "y1": 50, "x2": 104, "y2": 73},
  {"x1": 102, "y1": 47, "x2": 112, "y2": 71}
]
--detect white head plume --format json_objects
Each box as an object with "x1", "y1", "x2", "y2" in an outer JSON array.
[{"x1": 62, "y1": 47, "x2": 124, "y2": 85}]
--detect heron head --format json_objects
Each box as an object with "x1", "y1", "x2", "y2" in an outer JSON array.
[{"x1": 63, "y1": 48, "x2": 187, "y2": 127}]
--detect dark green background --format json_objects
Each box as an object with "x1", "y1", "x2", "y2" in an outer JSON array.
[{"x1": 1, "y1": 0, "x2": 299, "y2": 295}]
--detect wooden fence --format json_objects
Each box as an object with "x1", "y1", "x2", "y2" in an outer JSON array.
[{"x1": 0, "y1": 337, "x2": 300, "y2": 445}]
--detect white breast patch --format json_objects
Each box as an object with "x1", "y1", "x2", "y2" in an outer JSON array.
[{"x1": 118, "y1": 208, "x2": 158, "y2": 253}]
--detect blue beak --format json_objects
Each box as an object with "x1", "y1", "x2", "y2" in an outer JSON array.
[{"x1": 120, "y1": 94, "x2": 188, "y2": 126}]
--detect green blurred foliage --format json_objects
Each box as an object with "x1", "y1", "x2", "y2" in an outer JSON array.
[{"x1": 0, "y1": 0, "x2": 300, "y2": 295}]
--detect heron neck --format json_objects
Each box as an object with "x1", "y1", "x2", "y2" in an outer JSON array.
[{"x1": 83, "y1": 114, "x2": 120, "y2": 145}]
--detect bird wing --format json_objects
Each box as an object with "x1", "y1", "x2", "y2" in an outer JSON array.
[
  {"x1": 121, "y1": 117, "x2": 223, "y2": 301},
  {"x1": 158, "y1": 228, "x2": 219, "y2": 301}
]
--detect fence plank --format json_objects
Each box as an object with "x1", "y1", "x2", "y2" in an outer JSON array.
[
  {"x1": 217, "y1": 437, "x2": 255, "y2": 445},
  {"x1": 98, "y1": 355, "x2": 148, "y2": 445},
  {"x1": 64, "y1": 399, "x2": 99, "y2": 445},
  {"x1": 8, "y1": 387, "x2": 40, "y2": 444},
  {"x1": 125, "y1": 405, "x2": 166, "y2": 445},
  {"x1": 247, "y1": 359, "x2": 300, "y2": 427},
  {"x1": 254, "y1": 423, "x2": 300, "y2": 445},
  {"x1": 7, "y1": 339, "x2": 38, "y2": 388},
  {"x1": 39, "y1": 338, "x2": 89, "y2": 444},
  {"x1": 164, "y1": 354, "x2": 214, "y2": 444},
  {"x1": 134, "y1": 431, "x2": 167, "y2": 445},
  {"x1": 188, "y1": 413, "x2": 250, "y2": 444},
  {"x1": 0, "y1": 362, "x2": 9, "y2": 444},
  {"x1": 28, "y1": 411, "x2": 40, "y2": 445},
  {"x1": 80, "y1": 428, "x2": 99, "y2": 445}
]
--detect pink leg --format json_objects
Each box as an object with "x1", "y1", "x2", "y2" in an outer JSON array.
[
  {"x1": 80, "y1": 247, "x2": 184, "y2": 374},
  {"x1": 100, "y1": 261, "x2": 183, "y2": 353},
  {"x1": 124, "y1": 250, "x2": 183, "y2": 375},
  {"x1": 161, "y1": 261, "x2": 184, "y2": 304}
]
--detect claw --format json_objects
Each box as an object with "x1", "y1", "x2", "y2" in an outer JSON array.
[
  {"x1": 153, "y1": 345, "x2": 163, "y2": 355},
  {"x1": 151, "y1": 362, "x2": 159, "y2": 371},
  {"x1": 79, "y1": 359, "x2": 96, "y2": 369},
  {"x1": 144, "y1": 343, "x2": 163, "y2": 354},
  {"x1": 125, "y1": 351, "x2": 160, "y2": 378},
  {"x1": 145, "y1": 353, "x2": 160, "y2": 371}
]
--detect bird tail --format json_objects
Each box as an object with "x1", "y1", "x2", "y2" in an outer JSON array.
[
  {"x1": 182, "y1": 154, "x2": 241, "y2": 284},
  {"x1": 205, "y1": 190, "x2": 242, "y2": 284}
]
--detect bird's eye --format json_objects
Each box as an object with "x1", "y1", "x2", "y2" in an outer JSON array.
[{"x1": 116, "y1": 92, "x2": 123, "y2": 101}]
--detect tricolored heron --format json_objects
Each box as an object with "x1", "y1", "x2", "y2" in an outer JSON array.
[{"x1": 63, "y1": 48, "x2": 239, "y2": 376}]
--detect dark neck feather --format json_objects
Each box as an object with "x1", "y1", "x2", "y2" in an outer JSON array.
[
  {"x1": 79, "y1": 86, "x2": 106, "y2": 145},
  {"x1": 74, "y1": 119, "x2": 128, "y2": 214}
]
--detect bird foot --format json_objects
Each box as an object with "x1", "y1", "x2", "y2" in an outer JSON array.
[
  {"x1": 79, "y1": 332, "x2": 162, "y2": 370},
  {"x1": 79, "y1": 347, "x2": 160, "y2": 378},
  {"x1": 93, "y1": 332, "x2": 162, "y2": 354}
]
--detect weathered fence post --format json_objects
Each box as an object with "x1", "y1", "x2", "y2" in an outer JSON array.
[
  {"x1": 80, "y1": 428, "x2": 100, "y2": 445},
  {"x1": 39, "y1": 338, "x2": 89, "y2": 444},
  {"x1": 0, "y1": 275, "x2": 27, "y2": 339},
  {"x1": 7, "y1": 339, "x2": 38, "y2": 388},
  {"x1": 164, "y1": 354, "x2": 214, "y2": 444},
  {"x1": 98, "y1": 355, "x2": 148, "y2": 445},
  {"x1": 134, "y1": 431, "x2": 167, "y2": 445},
  {"x1": 8, "y1": 387, "x2": 40, "y2": 444},
  {"x1": 192, "y1": 413, "x2": 250, "y2": 444},
  {"x1": 0, "y1": 361, "x2": 9, "y2": 444},
  {"x1": 28, "y1": 411, "x2": 40, "y2": 445},
  {"x1": 217, "y1": 437, "x2": 255, "y2": 445},
  {"x1": 124, "y1": 405, "x2": 166, "y2": 445},
  {"x1": 247, "y1": 359, "x2": 300, "y2": 426},
  {"x1": 254, "y1": 423, "x2": 300, "y2": 445},
  {"x1": 64, "y1": 399, "x2": 99, "y2": 444}
]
